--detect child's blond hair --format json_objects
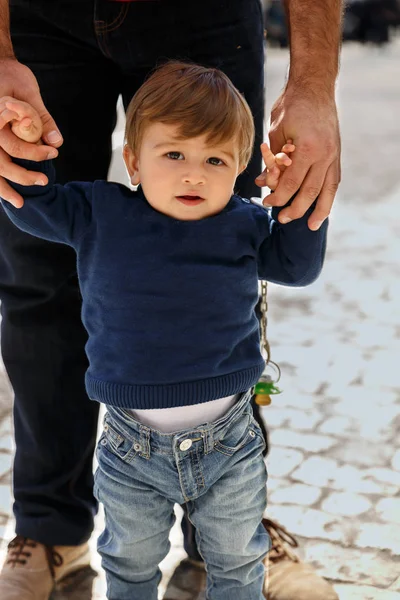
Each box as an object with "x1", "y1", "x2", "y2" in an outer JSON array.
[{"x1": 125, "y1": 61, "x2": 255, "y2": 167}]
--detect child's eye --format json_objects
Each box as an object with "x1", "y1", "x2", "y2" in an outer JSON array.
[
  {"x1": 166, "y1": 151, "x2": 184, "y2": 160},
  {"x1": 207, "y1": 157, "x2": 225, "y2": 166}
]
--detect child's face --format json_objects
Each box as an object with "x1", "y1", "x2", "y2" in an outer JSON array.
[{"x1": 123, "y1": 123, "x2": 244, "y2": 221}]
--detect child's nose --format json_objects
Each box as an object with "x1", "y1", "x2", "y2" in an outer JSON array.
[{"x1": 182, "y1": 168, "x2": 205, "y2": 185}]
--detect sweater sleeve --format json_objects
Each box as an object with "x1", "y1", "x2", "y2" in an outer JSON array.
[
  {"x1": 1, "y1": 160, "x2": 93, "y2": 247},
  {"x1": 256, "y1": 200, "x2": 328, "y2": 287}
]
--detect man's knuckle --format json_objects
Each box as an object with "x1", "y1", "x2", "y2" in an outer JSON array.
[
  {"x1": 7, "y1": 141, "x2": 23, "y2": 158},
  {"x1": 316, "y1": 208, "x2": 331, "y2": 220},
  {"x1": 325, "y1": 182, "x2": 339, "y2": 196},
  {"x1": 284, "y1": 177, "x2": 300, "y2": 192},
  {"x1": 305, "y1": 186, "x2": 320, "y2": 201}
]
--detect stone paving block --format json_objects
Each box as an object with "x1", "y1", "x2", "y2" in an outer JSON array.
[
  {"x1": 320, "y1": 348, "x2": 367, "y2": 389},
  {"x1": 270, "y1": 429, "x2": 337, "y2": 453},
  {"x1": 365, "y1": 468, "x2": 400, "y2": 488},
  {"x1": 265, "y1": 446, "x2": 304, "y2": 478},
  {"x1": 392, "y1": 450, "x2": 400, "y2": 472},
  {"x1": 330, "y1": 439, "x2": 394, "y2": 469},
  {"x1": 0, "y1": 432, "x2": 13, "y2": 453},
  {"x1": 261, "y1": 406, "x2": 287, "y2": 427},
  {"x1": 389, "y1": 576, "x2": 400, "y2": 592},
  {"x1": 263, "y1": 406, "x2": 321, "y2": 431},
  {"x1": 318, "y1": 415, "x2": 356, "y2": 436},
  {"x1": 352, "y1": 319, "x2": 397, "y2": 348},
  {"x1": 300, "y1": 539, "x2": 400, "y2": 588},
  {"x1": 265, "y1": 476, "x2": 287, "y2": 494},
  {"x1": 321, "y1": 492, "x2": 373, "y2": 517},
  {"x1": 285, "y1": 409, "x2": 322, "y2": 431},
  {"x1": 332, "y1": 387, "x2": 398, "y2": 418},
  {"x1": 0, "y1": 484, "x2": 12, "y2": 516},
  {"x1": 0, "y1": 415, "x2": 12, "y2": 439},
  {"x1": 269, "y1": 483, "x2": 322, "y2": 507},
  {"x1": 0, "y1": 452, "x2": 12, "y2": 478},
  {"x1": 356, "y1": 523, "x2": 400, "y2": 555},
  {"x1": 266, "y1": 504, "x2": 352, "y2": 545},
  {"x1": 291, "y1": 456, "x2": 339, "y2": 487},
  {"x1": 330, "y1": 465, "x2": 399, "y2": 496},
  {"x1": 376, "y1": 498, "x2": 400, "y2": 524},
  {"x1": 363, "y1": 350, "x2": 398, "y2": 388},
  {"x1": 0, "y1": 382, "x2": 12, "y2": 414},
  {"x1": 333, "y1": 584, "x2": 400, "y2": 600}
]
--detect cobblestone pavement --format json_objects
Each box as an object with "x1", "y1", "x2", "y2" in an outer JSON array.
[{"x1": 0, "y1": 39, "x2": 399, "y2": 599}]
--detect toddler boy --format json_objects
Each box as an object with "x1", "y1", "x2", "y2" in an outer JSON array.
[{"x1": 0, "y1": 61, "x2": 327, "y2": 600}]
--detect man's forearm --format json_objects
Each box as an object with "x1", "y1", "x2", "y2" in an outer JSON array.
[
  {"x1": 0, "y1": 0, "x2": 14, "y2": 58},
  {"x1": 283, "y1": 0, "x2": 343, "y2": 94}
]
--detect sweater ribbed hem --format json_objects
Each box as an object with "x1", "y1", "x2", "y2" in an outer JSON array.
[{"x1": 86, "y1": 363, "x2": 264, "y2": 409}]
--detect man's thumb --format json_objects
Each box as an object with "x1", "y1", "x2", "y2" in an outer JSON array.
[{"x1": 37, "y1": 104, "x2": 63, "y2": 147}]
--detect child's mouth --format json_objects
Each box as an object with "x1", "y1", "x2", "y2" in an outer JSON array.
[{"x1": 176, "y1": 195, "x2": 204, "y2": 206}]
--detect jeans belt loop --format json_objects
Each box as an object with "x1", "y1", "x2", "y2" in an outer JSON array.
[
  {"x1": 139, "y1": 426, "x2": 151, "y2": 459},
  {"x1": 203, "y1": 427, "x2": 213, "y2": 454}
]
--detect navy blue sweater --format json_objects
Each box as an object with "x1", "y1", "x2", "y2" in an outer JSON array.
[{"x1": 2, "y1": 160, "x2": 328, "y2": 409}]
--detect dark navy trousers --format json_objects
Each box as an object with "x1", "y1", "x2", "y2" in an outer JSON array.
[{"x1": 0, "y1": 0, "x2": 266, "y2": 548}]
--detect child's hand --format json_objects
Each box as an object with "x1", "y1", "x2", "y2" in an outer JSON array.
[
  {"x1": 0, "y1": 97, "x2": 43, "y2": 144},
  {"x1": 259, "y1": 140, "x2": 295, "y2": 192}
]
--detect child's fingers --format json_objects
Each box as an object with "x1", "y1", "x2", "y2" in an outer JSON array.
[
  {"x1": 264, "y1": 164, "x2": 281, "y2": 191},
  {"x1": 275, "y1": 152, "x2": 293, "y2": 167},
  {"x1": 19, "y1": 117, "x2": 34, "y2": 131},
  {"x1": 260, "y1": 142, "x2": 276, "y2": 170},
  {"x1": 282, "y1": 143, "x2": 295, "y2": 154},
  {"x1": 5, "y1": 100, "x2": 42, "y2": 135},
  {"x1": 3, "y1": 100, "x2": 43, "y2": 143}
]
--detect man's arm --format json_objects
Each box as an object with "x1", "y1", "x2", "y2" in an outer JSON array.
[
  {"x1": 0, "y1": 1, "x2": 63, "y2": 206},
  {"x1": 0, "y1": 0, "x2": 13, "y2": 58},
  {"x1": 283, "y1": 0, "x2": 342, "y2": 93},
  {"x1": 258, "y1": 0, "x2": 343, "y2": 231}
]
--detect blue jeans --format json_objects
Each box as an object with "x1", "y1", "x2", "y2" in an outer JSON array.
[
  {"x1": 94, "y1": 392, "x2": 270, "y2": 600},
  {"x1": 1, "y1": 0, "x2": 265, "y2": 547}
]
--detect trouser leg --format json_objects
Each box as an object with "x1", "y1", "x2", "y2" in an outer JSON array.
[
  {"x1": 187, "y1": 416, "x2": 269, "y2": 599},
  {"x1": 94, "y1": 415, "x2": 176, "y2": 600},
  {"x1": 1, "y1": 0, "x2": 120, "y2": 545}
]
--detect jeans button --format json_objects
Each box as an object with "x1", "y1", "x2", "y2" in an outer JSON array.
[{"x1": 179, "y1": 439, "x2": 192, "y2": 451}]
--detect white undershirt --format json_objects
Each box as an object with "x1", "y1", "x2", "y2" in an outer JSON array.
[{"x1": 129, "y1": 394, "x2": 239, "y2": 433}]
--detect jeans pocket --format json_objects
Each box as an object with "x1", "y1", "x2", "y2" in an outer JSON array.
[
  {"x1": 250, "y1": 414, "x2": 267, "y2": 449},
  {"x1": 214, "y1": 411, "x2": 254, "y2": 456},
  {"x1": 97, "y1": 415, "x2": 139, "y2": 464}
]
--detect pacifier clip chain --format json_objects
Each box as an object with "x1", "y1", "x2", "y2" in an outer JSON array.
[{"x1": 254, "y1": 280, "x2": 282, "y2": 406}]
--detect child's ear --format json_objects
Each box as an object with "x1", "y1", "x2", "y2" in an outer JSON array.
[{"x1": 123, "y1": 145, "x2": 140, "y2": 185}]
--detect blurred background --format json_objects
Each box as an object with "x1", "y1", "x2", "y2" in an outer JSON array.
[
  {"x1": 1, "y1": 4, "x2": 400, "y2": 599},
  {"x1": 263, "y1": 0, "x2": 400, "y2": 47}
]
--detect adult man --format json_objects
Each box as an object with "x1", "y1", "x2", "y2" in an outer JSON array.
[{"x1": 0, "y1": 1, "x2": 342, "y2": 599}]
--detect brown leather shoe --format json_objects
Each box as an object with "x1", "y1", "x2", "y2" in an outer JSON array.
[
  {"x1": 163, "y1": 558, "x2": 206, "y2": 600},
  {"x1": 0, "y1": 535, "x2": 91, "y2": 600},
  {"x1": 263, "y1": 518, "x2": 339, "y2": 600}
]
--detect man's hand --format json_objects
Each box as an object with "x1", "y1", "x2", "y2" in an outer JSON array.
[
  {"x1": 0, "y1": 58, "x2": 63, "y2": 207},
  {"x1": 257, "y1": 85, "x2": 340, "y2": 231}
]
